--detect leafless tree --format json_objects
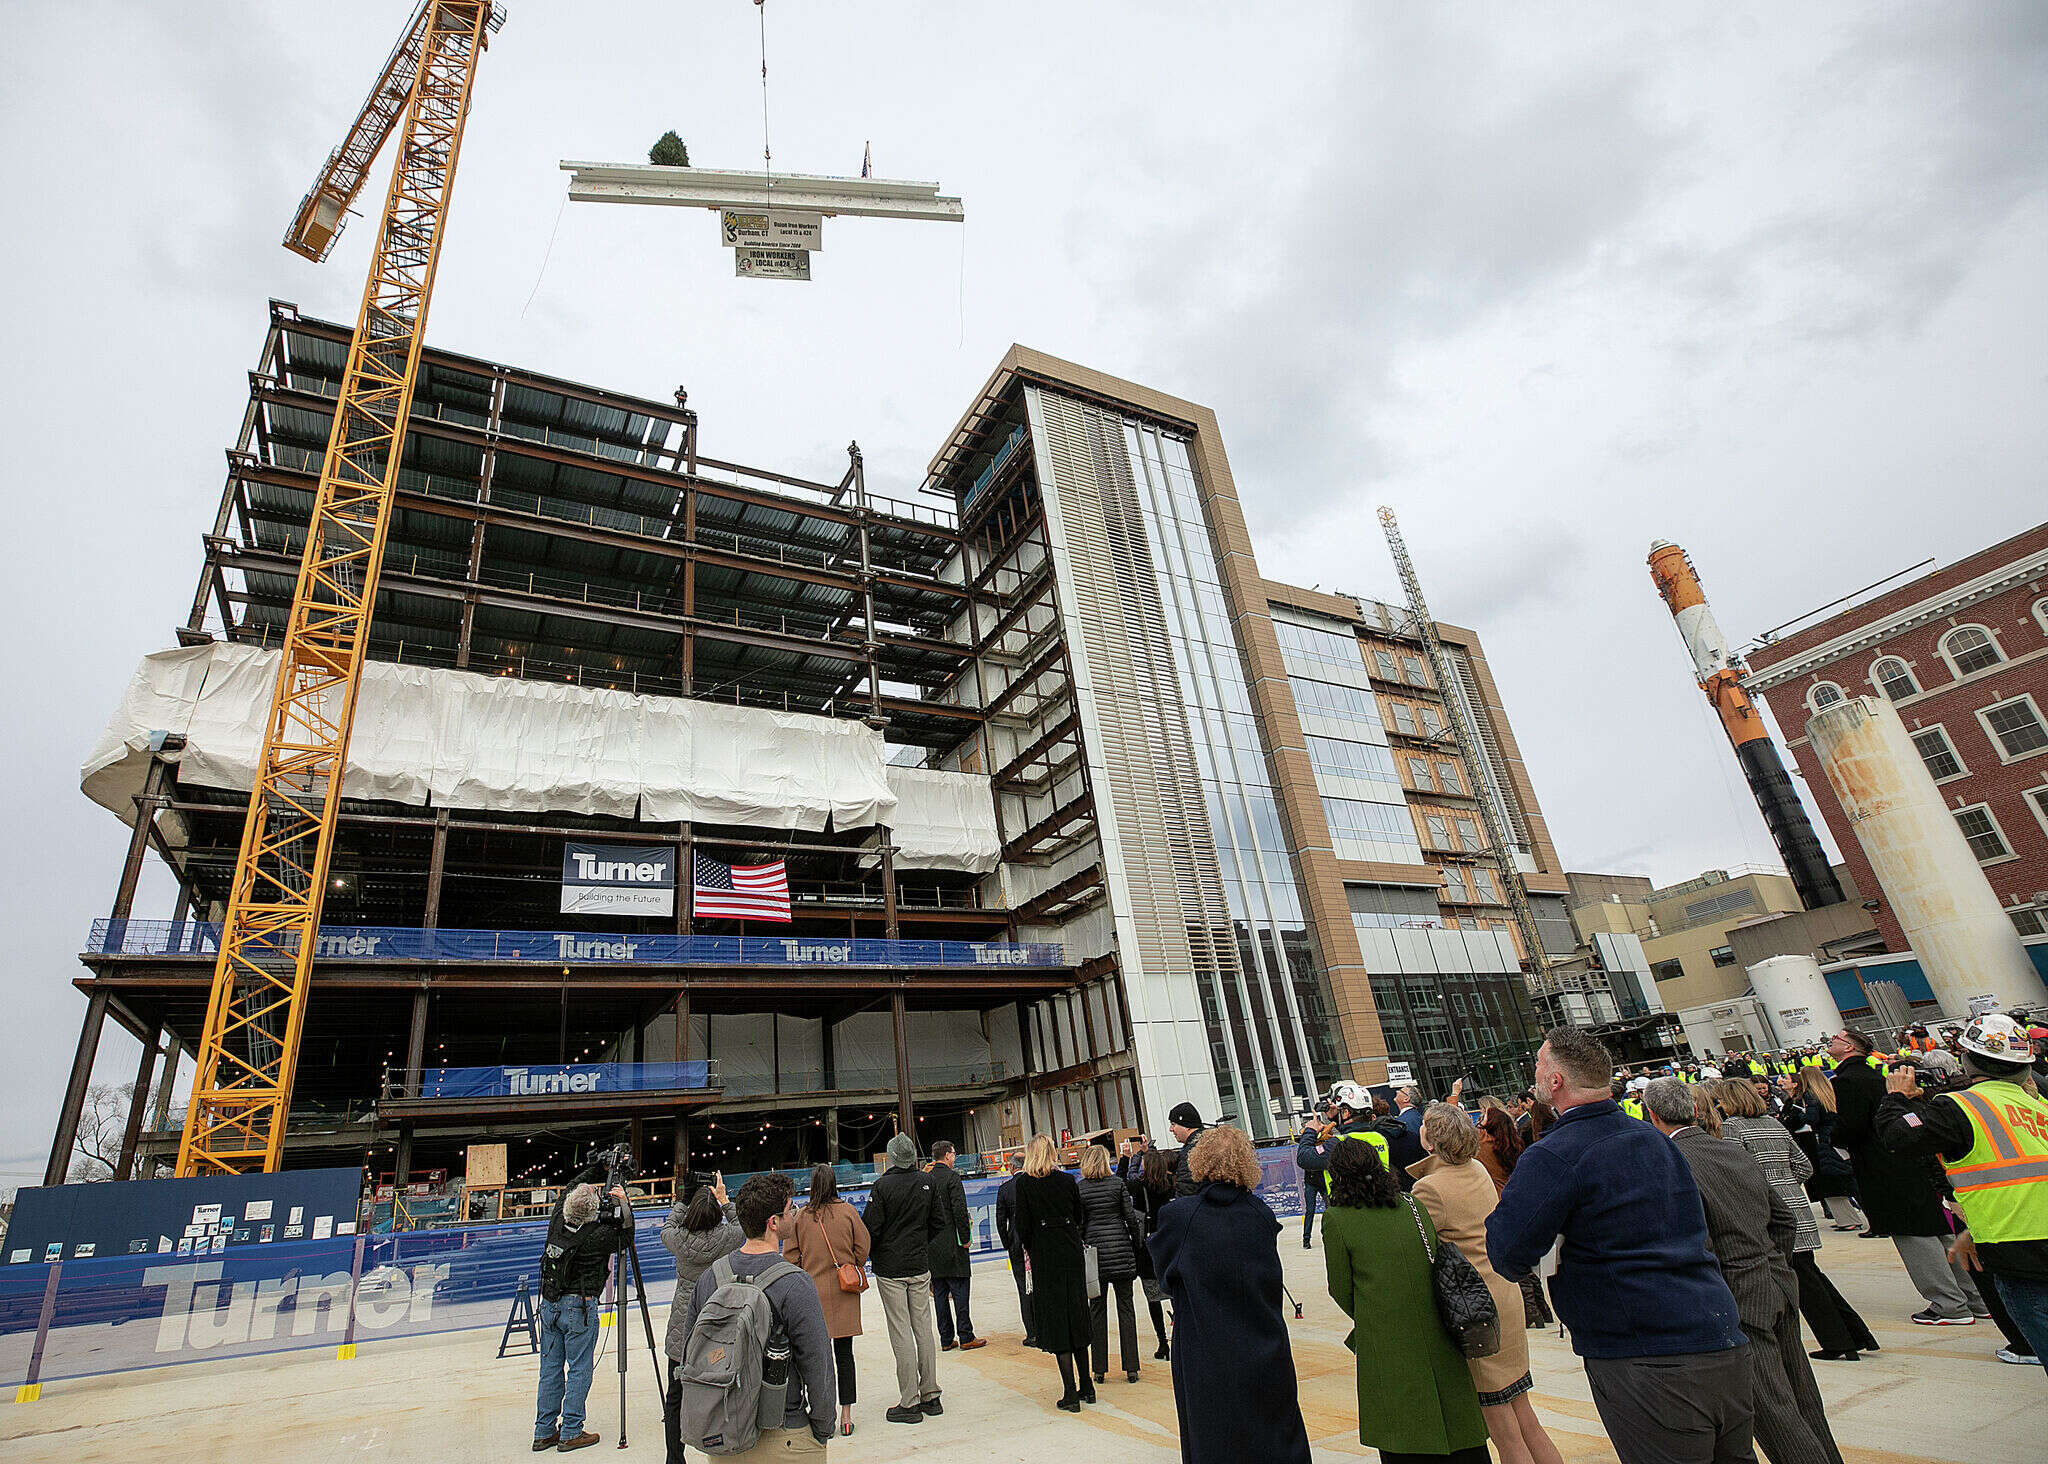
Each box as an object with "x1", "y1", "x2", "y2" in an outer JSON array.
[{"x1": 66, "y1": 1082, "x2": 140, "y2": 1182}]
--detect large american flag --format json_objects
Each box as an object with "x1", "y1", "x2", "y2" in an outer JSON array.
[{"x1": 692, "y1": 853, "x2": 791, "y2": 922}]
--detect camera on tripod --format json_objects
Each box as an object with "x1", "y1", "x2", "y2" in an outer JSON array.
[{"x1": 594, "y1": 1141, "x2": 639, "y2": 1224}]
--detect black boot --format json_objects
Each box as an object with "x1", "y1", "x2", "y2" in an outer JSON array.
[{"x1": 1055, "y1": 1353, "x2": 1082, "y2": 1411}]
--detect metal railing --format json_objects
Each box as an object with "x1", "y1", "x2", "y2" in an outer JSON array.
[{"x1": 87, "y1": 920, "x2": 1065, "y2": 969}]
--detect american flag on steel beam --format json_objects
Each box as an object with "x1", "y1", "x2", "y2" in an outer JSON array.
[{"x1": 693, "y1": 853, "x2": 791, "y2": 922}]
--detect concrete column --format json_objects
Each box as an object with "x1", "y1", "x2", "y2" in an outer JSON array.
[
  {"x1": 46, "y1": 991, "x2": 110, "y2": 1186},
  {"x1": 115, "y1": 1024, "x2": 163, "y2": 1181},
  {"x1": 825, "y1": 1107, "x2": 840, "y2": 1163}
]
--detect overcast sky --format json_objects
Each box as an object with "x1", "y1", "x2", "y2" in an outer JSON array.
[{"x1": 2, "y1": 2, "x2": 2043, "y2": 1187}]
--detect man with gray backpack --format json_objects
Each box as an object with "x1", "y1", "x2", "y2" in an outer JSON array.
[{"x1": 675, "y1": 1173, "x2": 836, "y2": 1458}]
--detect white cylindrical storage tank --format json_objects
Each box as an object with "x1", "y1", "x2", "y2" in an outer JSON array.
[
  {"x1": 1806, "y1": 695, "x2": 2045, "y2": 1016},
  {"x1": 1745, "y1": 955, "x2": 1844, "y2": 1049}
]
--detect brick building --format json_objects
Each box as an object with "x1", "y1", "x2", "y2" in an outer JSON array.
[{"x1": 1743, "y1": 522, "x2": 2048, "y2": 947}]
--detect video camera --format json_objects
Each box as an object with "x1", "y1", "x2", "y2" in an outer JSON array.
[{"x1": 594, "y1": 1142, "x2": 639, "y2": 1225}]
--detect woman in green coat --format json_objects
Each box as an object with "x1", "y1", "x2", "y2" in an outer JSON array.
[{"x1": 1322, "y1": 1137, "x2": 1490, "y2": 1464}]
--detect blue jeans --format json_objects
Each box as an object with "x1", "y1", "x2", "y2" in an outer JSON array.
[
  {"x1": 933, "y1": 1274, "x2": 975, "y2": 1346},
  {"x1": 1992, "y1": 1272, "x2": 2048, "y2": 1374},
  {"x1": 536, "y1": 1294, "x2": 600, "y2": 1441}
]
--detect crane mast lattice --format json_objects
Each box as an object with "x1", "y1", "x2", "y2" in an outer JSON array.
[
  {"x1": 177, "y1": 1, "x2": 499, "y2": 1177},
  {"x1": 1376, "y1": 507, "x2": 1550, "y2": 986}
]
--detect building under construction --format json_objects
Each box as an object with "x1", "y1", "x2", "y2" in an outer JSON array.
[{"x1": 53, "y1": 304, "x2": 1573, "y2": 1193}]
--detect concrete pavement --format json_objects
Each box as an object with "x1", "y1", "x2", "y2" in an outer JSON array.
[{"x1": 2, "y1": 1221, "x2": 2035, "y2": 1462}]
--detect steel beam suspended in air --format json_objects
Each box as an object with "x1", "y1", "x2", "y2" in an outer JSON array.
[
  {"x1": 560, "y1": 162, "x2": 965, "y2": 224},
  {"x1": 176, "y1": 0, "x2": 498, "y2": 1178}
]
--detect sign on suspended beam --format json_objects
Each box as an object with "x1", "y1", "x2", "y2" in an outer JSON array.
[
  {"x1": 722, "y1": 209, "x2": 823, "y2": 251},
  {"x1": 561, "y1": 162, "x2": 965, "y2": 224},
  {"x1": 735, "y1": 246, "x2": 811, "y2": 281}
]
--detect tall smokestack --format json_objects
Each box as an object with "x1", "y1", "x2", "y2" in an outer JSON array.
[{"x1": 1648, "y1": 540, "x2": 1845, "y2": 911}]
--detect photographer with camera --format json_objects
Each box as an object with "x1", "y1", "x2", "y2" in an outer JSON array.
[
  {"x1": 1296, "y1": 1084, "x2": 1392, "y2": 1240},
  {"x1": 1877, "y1": 1014, "x2": 2048, "y2": 1367},
  {"x1": 675, "y1": 1172, "x2": 836, "y2": 1458},
  {"x1": 534, "y1": 1157, "x2": 634, "y2": 1452},
  {"x1": 1828, "y1": 1028, "x2": 1989, "y2": 1325},
  {"x1": 662, "y1": 1172, "x2": 743, "y2": 1460}
]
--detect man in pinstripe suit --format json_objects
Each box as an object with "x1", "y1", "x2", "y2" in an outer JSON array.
[{"x1": 1645, "y1": 1079, "x2": 1844, "y2": 1464}]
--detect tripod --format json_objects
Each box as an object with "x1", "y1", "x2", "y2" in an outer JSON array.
[{"x1": 609, "y1": 1216, "x2": 667, "y2": 1450}]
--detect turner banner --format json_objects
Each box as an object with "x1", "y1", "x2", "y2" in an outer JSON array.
[
  {"x1": 560, "y1": 842, "x2": 675, "y2": 915},
  {"x1": 420, "y1": 1062, "x2": 712, "y2": 1099}
]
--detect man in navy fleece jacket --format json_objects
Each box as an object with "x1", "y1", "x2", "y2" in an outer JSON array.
[{"x1": 1488, "y1": 1027, "x2": 1754, "y2": 1464}]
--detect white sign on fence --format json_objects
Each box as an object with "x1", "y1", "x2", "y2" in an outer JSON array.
[
  {"x1": 734, "y1": 245, "x2": 812, "y2": 281},
  {"x1": 1384, "y1": 1062, "x2": 1414, "y2": 1085},
  {"x1": 721, "y1": 210, "x2": 823, "y2": 251}
]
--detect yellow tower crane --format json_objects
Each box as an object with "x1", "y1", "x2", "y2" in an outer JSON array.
[{"x1": 177, "y1": 1, "x2": 503, "y2": 1176}]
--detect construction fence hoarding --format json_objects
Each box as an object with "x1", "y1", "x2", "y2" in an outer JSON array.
[{"x1": 1, "y1": 1149, "x2": 1304, "y2": 1392}]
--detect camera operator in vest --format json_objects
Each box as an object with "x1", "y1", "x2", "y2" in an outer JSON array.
[
  {"x1": 1297, "y1": 1082, "x2": 1393, "y2": 1202},
  {"x1": 535, "y1": 1158, "x2": 633, "y2": 1451},
  {"x1": 1876, "y1": 1013, "x2": 2048, "y2": 1368}
]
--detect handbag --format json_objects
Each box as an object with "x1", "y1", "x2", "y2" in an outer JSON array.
[
  {"x1": 1083, "y1": 1243, "x2": 1102, "y2": 1300},
  {"x1": 1405, "y1": 1195, "x2": 1499, "y2": 1359},
  {"x1": 819, "y1": 1212, "x2": 868, "y2": 1295}
]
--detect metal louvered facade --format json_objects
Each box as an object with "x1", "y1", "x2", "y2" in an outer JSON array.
[{"x1": 1022, "y1": 388, "x2": 1340, "y2": 1134}]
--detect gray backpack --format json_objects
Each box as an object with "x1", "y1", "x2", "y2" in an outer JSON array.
[{"x1": 675, "y1": 1256, "x2": 803, "y2": 1455}]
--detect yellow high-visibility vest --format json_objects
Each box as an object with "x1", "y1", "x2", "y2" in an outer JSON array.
[
  {"x1": 1943, "y1": 1082, "x2": 2048, "y2": 1244},
  {"x1": 1321, "y1": 1129, "x2": 1392, "y2": 1193}
]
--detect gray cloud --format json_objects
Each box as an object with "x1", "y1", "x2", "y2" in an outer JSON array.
[{"x1": 3, "y1": 1, "x2": 2044, "y2": 1193}]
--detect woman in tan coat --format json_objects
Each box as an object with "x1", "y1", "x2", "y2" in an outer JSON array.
[
  {"x1": 782, "y1": 1163, "x2": 871, "y2": 1437},
  {"x1": 1410, "y1": 1104, "x2": 1564, "y2": 1464}
]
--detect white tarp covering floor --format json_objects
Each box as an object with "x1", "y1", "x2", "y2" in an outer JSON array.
[
  {"x1": 80, "y1": 644, "x2": 997, "y2": 871},
  {"x1": 883, "y1": 764, "x2": 1001, "y2": 874}
]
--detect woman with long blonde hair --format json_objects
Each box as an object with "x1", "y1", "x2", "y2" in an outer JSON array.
[
  {"x1": 1013, "y1": 1134, "x2": 1094, "y2": 1410},
  {"x1": 1785, "y1": 1068, "x2": 1863, "y2": 1231}
]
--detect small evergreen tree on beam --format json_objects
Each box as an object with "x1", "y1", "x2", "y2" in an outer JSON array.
[{"x1": 649, "y1": 131, "x2": 690, "y2": 167}]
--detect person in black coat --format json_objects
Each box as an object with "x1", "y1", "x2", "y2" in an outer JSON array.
[
  {"x1": 1129, "y1": 1147, "x2": 1174, "y2": 1359},
  {"x1": 1149, "y1": 1125, "x2": 1312, "y2": 1464},
  {"x1": 1167, "y1": 1101, "x2": 1207, "y2": 1196},
  {"x1": 1826, "y1": 1029, "x2": 1986, "y2": 1323},
  {"x1": 926, "y1": 1141, "x2": 982, "y2": 1350},
  {"x1": 1079, "y1": 1143, "x2": 1145, "y2": 1383},
  {"x1": 995, "y1": 1154, "x2": 1035, "y2": 1346},
  {"x1": 1015, "y1": 1134, "x2": 1095, "y2": 1411}
]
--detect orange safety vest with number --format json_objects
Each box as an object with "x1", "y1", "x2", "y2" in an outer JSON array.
[{"x1": 1942, "y1": 1081, "x2": 2048, "y2": 1244}]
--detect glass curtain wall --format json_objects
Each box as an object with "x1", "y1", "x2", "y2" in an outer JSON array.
[{"x1": 1121, "y1": 423, "x2": 1340, "y2": 1128}]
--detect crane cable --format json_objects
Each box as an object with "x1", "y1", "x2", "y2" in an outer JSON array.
[{"x1": 756, "y1": 0, "x2": 775, "y2": 220}]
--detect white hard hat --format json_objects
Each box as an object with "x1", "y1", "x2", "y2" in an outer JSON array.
[
  {"x1": 1958, "y1": 1013, "x2": 2034, "y2": 1064},
  {"x1": 1628, "y1": 1076, "x2": 1650, "y2": 1092},
  {"x1": 1329, "y1": 1081, "x2": 1372, "y2": 1112}
]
